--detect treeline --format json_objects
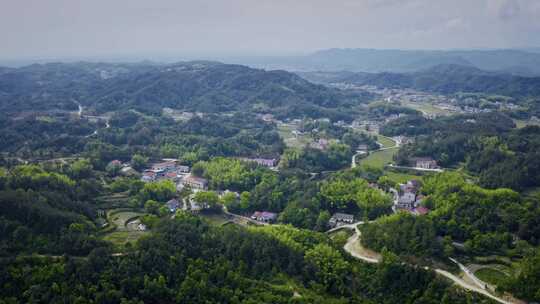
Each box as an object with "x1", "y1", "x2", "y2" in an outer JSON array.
[{"x1": 0, "y1": 214, "x2": 498, "y2": 303}]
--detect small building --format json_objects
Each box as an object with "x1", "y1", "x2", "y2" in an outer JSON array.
[
  {"x1": 177, "y1": 165, "x2": 190, "y2": 173},
  {"x1": 109, "y1": 160, "x2": 122, "y2": 166},
  {"x1": 242, "y1": 158, "x2": 278, "y2": 168},
  {"x1": 166, "y1": 199, "x2": 181, "y2": 213},
  {"x1": 182, "y1": 175, "x2": 208, "y2": 190},
  {"x1": 251, "y1": 211, "x2": 278, "y2": 223},
  {"x1": 164, "y1": 171, "x2": 179, "y2": 181},
  {"x1": 400, "y1": 180, "x2": 421, "y2": 194},
  {"x1": 141, "y1": 171, "x2": 156, "y2": 182},
  {"x1": 190, "y1": 201, "x2": 203, "y2": 214},
  {"x1": 151, "y1": 161, "x2": 177, "y2": 172},
  {"x1": 219, "y1": 190, "x2": 240, "y2": 198},
  {"x1": 397, "y1": 192, "x2": 416, "y2": 210},
  {"x1": 329, "y1": 213, "x2": 354, "y2": 228},
  {"x1": 414, "y1": 157, "x2": 438, "y2": 169}
]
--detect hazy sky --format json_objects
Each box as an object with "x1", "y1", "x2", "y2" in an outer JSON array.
[{"x1": 1, "y1": 0, "x2": 540, "y2": 60}]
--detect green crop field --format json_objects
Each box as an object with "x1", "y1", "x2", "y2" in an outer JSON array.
[
  {"x1": 359, "y1": 148, "x2": 398, "y2": 168},
  {"x1": 384, "y1": 171, "x2": 422, "y2": 184}
]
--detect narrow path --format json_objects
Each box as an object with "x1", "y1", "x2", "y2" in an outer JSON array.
[{"x1": 340, "y1": 225, "x2": 517, "y2": 304}]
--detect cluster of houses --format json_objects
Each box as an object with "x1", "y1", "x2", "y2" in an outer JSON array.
[
  {"x1": 395, "y1": 180, "x2": 430, "y2": 215},
  {"x1": 138, "y1": 159, "x2": 212, "y2": 192},
  {"x1": 165, "y1": 196, "x2": 209, "y2": 214},
  {"x1": 141, "y1": 160, "x2": 190, "y2": 183},
  {"x1": 328, "y1": 212, "x2": 355, "y2": 228}
]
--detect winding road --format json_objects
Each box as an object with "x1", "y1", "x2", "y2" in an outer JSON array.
[
  {"x1": 336, "y1": 225, "x2": 517, "y2": 304},
  {"x1": 76, "y1": 102, "x2": 110, "y2": 137}
]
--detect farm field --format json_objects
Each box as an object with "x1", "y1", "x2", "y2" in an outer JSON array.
[
  {"x1": 102, "y1": 209, "x2": 149, "y2": 247},
  {"x1": 359, "y1": 148, "x2": 398, "y2": 168},
  {"x1": 402, "y1": 101, "x2": 453, "y2": 116},
  {"x1": 384, "y1": 171, "x2": 423, "y2": 184}
]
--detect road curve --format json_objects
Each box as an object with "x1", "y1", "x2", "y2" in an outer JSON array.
[
  {"x1": 352, "y1": 135, "x2": 399, "y2": 169},
  {"x1": 340, "y1": 226, "x2": 517, "y2": 304}
]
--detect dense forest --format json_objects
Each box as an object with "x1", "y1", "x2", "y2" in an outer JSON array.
[
  {"x1": 383, "y1": 112, "x2": 540, "y2": 190},
  {"x1": 0, "y1": 61, "x2": 373, "y2": 120},
  {"x1": 1, "y1": 212, "x2": 498, "y2": 304}
]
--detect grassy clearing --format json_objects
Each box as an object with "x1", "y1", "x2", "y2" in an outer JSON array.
[
  {"x1": 475, "y1": 268, "x2": 509, "y2": 286},
  {"x1": 359, "y1": 148, "x2": 398, "y2": 168},
  {"x1": 201, "y1": 213, "x2": 231, "y2": 226},
  {"x1": 277, "y1": 123, "x2": 312, "y2": 149},
  {"x1": 384, "y1": 171, "x2": 422, "y2": 184}
]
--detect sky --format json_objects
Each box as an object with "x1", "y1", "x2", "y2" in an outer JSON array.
[{"x1": 1, "y1": 0, "x2": 540, "y2": 60}]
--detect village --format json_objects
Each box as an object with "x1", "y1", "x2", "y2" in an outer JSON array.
[{"x1": 105, "y1": 154, "x2": 436, "y2": 233}]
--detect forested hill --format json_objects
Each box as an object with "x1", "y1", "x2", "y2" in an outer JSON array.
[
  {"x1": 0, "y1": 61, "x2": 370, "y2": 118},
  {"x1": 300, "y1": 64, "x2": 540, "y2": 98}
]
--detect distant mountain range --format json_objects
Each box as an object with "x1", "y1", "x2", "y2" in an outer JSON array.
[
  {"x1": 232, "y1": 48, "x2": 540, "y2": 76},
  {"x1": 298, "y1": 64, "x2": 540, "y2": 98},
  {"x1": 0, "y1": 61, "x2": 370, "y2": 120}
]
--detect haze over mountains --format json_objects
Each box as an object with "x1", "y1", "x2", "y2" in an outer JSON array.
[{"x1": 232, "y1": 48, "x2": 540, "y2": 76}]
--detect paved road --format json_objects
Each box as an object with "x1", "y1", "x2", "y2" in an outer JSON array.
[
  {"x1": 351, "y1": 152, "x2": 367, "y2": 168},
  {"x1": 340, "y1": 225, "x2": 517, "y2": 304}
]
